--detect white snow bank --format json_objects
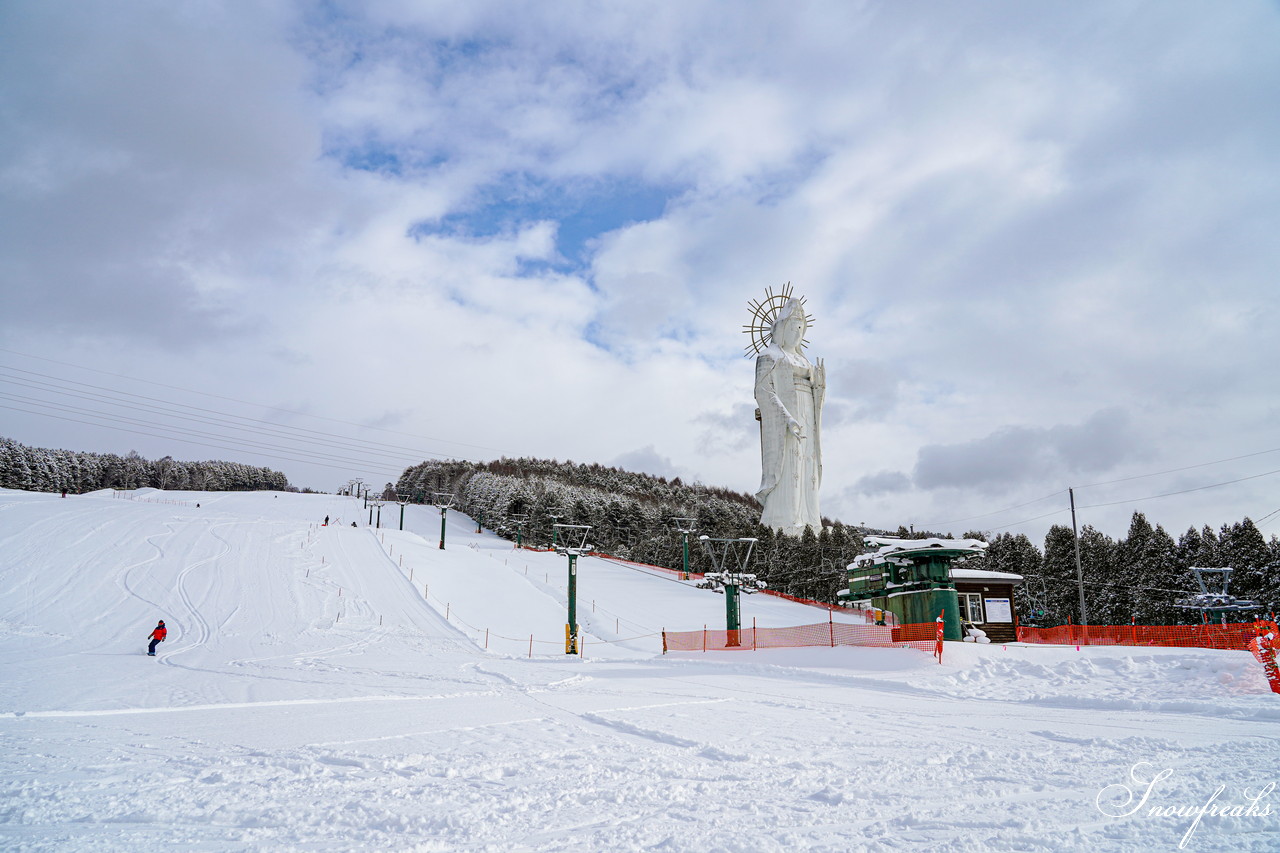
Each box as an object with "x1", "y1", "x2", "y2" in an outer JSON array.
[{"x1": 1, "y1": 489, "x2": 1276, "y2": 851}]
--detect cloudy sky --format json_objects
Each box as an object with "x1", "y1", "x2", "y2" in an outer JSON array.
[{"x1": 2, "y1": 0, "x2": 1277, "y2": 543}]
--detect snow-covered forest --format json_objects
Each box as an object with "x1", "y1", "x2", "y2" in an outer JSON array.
[
  {"x1": 397, "y1": 457, "x2": 862, "y2": 605},
  {"x1": 398, "y1": 458, "x2": 1280, "y2": 628},
  {"x1": 982, "y1": 515, "x2": 1280, "y2": 629},
  {"x1": 0, "y1": 436, "x2": 290, "y2": 494}
]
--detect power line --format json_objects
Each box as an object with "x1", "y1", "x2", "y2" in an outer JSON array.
[
  {"x1": 922, "y1": 451, "x2": 1280, "y2": 534},
  {"x1": 0, "y1": 346, "x2": 497, "y2": 452},
  {"x1": 1076, "y1": 447, "x2": 1280, "y2": 489},
  {"x1": 0, "y1": 373, "x2": 434, "y2": 465},
  {"x1": 986, "y1": 507, "x2": 1070, "y2": 532},
  {"x1": 0, "y1": 404, "x2": 405, "y2": 479},
  {"x1": 973, "y1": 468, "x2": 1280, "y2": 534},
  {"x1": 1031, "y1": 573, "x2": 1199, "y2": 597},
  {"x1": 0, "y1": 366, "x2": 457, "y2": 461},
  {"x1": 1078, "y1": 469, "x2": 1280, "y2": 510},
  {"x1": 918, "y1": 489, "x2": 1068, "y2": 528},
  {"x1": 0, "y1": 393, "x2": 414, "y2": 473}
]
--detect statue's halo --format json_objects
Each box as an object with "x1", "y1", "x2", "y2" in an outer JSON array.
[{"x1": 743, "y1": 282, "x2": 815, "y2": 357}]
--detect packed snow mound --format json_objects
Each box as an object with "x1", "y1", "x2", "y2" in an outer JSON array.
[{"x1": 919, "y1": 643, "x2": 1280, "y2": 719}]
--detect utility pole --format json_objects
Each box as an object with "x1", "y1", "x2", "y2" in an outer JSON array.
[
  {"x1": 1069, "y1": 487, "x2": 1088, "y2": 630},
  {"x1": 671, "y1": 517, "x2": 697, "y2": 578},
  {"x1": 554, "y1": 524, "x2": 593, "y2": 654},
  {"x1": 435, "y1": 492, "x2": 454, "y2": 550}
]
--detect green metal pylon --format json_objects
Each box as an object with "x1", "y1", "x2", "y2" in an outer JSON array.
[
  {"x1": 566, "y1": 552, "x2": 578, "y2": 654},
  {"x1": 553, "y1": 523, "x2": 591, "y2": 655},
  {"x1": 725, "y1": 581, "x2": 742, "y2": 647},
  {"x1": 671, "y1": 518, "x2": 697, "y2": 578},
  {"x1": 699, "y1": 535, "x2": 756, "y2": 648}
]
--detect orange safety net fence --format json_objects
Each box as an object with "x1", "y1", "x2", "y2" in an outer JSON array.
[
  {"x1": 663, "y1": 620, "x2": 937, "y2": 654},
  {"x1": 1247, "y1": 621, "x2": 1280, "y2": 694},
  {"x1": 1016, "y1": 622, "x2": 1261, "y2": 651}
]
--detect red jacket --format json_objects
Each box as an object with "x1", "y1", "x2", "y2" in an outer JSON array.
[{"x1": 150, "y1": 626, "x2": 167, "y2": 641}]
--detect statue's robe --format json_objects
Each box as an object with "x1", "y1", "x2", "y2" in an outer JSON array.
[{"x1": 754, "y1": 347, "x2": 822, "y2": 535}]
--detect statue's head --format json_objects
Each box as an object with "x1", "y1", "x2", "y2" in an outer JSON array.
[
  {"x1": 744, "y1": 283, "x2": 814, "y2": 357},
  {"x1": 770, "y1": 298, "x2": 807, "y2": 351}
]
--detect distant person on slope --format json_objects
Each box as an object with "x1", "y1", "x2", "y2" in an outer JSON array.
[
  {"x1": 147, "y1": 620, "x2": 167, "y2": 656},
  {"x1": 324, "y1": 515, "x2": 329, "y2": 526}
]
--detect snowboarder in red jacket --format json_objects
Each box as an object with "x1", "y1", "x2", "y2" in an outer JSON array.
[{"x1": 147, "y1": 621, "x2": 167, "y2": 656}]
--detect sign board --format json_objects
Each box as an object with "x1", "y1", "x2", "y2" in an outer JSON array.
[{"x1": 983, "y1": 597, "x2": 1013, "y2": 623}]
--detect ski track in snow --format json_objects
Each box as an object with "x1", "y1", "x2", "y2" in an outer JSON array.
[{"x1": 0, "y1": 488, "x2": 1278, "y2": 852}]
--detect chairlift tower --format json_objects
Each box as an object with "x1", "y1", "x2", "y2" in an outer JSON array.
[
  {"x1": 434, "y1": 492, "x2": 454, "y2": 550},
  {"x1": 1174, "y1": 567, "x2": 1260, "y2": 625},
  {"x1": 554, "y1": 524, "x2": 593, "y2": 654},
  {"x1": 511, "y1": 515, "x2": 528, "y2": 549},
  {"x1": 548, "y1": 513, "x2": 564, "y2": 549},
  {"x1": 397, "y1": 496, "x2": 408, "y2": 530},
  {"x1": 370, "y1": 499, "x2": 383, "y2": 528},
  {"x1": 699, "y1": 536, "x2": 757, "y2": 647},
  {"x1": 670, "y1": 517, "x2": 698, "y2": 578}
]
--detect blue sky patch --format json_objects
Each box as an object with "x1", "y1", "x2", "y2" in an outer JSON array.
[{"x1": 409, "y1": 174, "x2": 681, "y2": 269}]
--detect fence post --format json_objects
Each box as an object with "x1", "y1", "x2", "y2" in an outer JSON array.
[
  {"x1": 529, "y1": 634, "x2": 533, "y2": 658},
  {"x1": 703, "y1": 625, "x2": 707, "y2": 653},
  {"x1": 829, "y1": 610, "x2": 835, "y2": 647},
  {"x1": 753, "y1": 617, "x2": 757, "y2": 651}
]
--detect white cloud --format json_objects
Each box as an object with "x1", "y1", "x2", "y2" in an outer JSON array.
[{"x1": 2, "y1": 0, "x2": 1277, "y2": 546}]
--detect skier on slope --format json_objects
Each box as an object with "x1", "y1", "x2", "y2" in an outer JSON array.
[{"x1": 147, "y1": 620, "x2": 167, "y2": 656}]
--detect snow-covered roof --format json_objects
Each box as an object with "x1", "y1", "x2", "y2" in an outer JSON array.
[
  {"x1": 864, "y1": 536, "x2": 988, "y2": 553},
  {"x1": 850, "y1": 536, "x2": 989, "y2": 569},
  {"x1": 951, "y1": 568, "x2": 1024, "y2": 582}
]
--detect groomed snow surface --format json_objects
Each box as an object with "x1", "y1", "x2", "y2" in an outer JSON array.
[{"x1": 1, "y1": 488, "x2": 1276, "y2": 852}]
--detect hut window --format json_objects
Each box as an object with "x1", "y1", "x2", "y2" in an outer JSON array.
[{"x1": 959, "y1": 592, "x2": 984, "y2": 623}]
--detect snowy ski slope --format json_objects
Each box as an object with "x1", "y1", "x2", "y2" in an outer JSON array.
[{"x1": 1, "y1": 488, "x2": 1277, "y2": 851}]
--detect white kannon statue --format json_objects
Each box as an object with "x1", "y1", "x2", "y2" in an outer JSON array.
[{"x1": 748, "y1": 288, "x2": 825, "y2": 536}]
